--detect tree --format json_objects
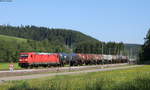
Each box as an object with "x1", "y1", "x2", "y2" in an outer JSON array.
[{"x1": 140, "y1": 29, "x2": 150, "y2": 63}]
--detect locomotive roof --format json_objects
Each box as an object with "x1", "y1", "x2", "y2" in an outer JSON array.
[
  {"x1": 36, "y1": 52, "x2": 54, "y2": 55},
  {"x1": 20, "y1": 52, "x2": 55, "y2": 55}
]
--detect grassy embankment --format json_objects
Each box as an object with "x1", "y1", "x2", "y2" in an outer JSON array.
[
  {"x1": 0, "y1": 65, "x2": 150, "y2": 90},
  {"x1": 0, "y1": 63, "x2": 21, "y2": 70}
]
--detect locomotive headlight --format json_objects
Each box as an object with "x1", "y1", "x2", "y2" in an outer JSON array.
[{"x1": 25, "y1": 59, "x2": 28, "y2": 61}]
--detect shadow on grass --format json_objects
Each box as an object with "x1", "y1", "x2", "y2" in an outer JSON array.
[
  {"x1": 113, "y1": 77, "x2": 150, "y2": 90},
  {"x1": 8, "y1": 81, "x2": 39, "y2": 90},
  {"x1": 85, "y1": 79, "x2": 104, "y2": 90}
]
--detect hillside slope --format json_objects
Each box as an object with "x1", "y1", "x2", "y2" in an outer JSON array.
[
  {"x1": 0, "y1": 25, "x2": 99, "y2": 47},
  {"x1": 0, "y1": 34, "x2": 27, "y2": 42}
]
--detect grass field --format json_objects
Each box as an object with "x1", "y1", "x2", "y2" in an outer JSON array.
[
  {"x1": 0, "y1": 63, "x2": 21, "y2": 70},
  {"x1": 0, "y1": 65, "x2": 150, "y2": 90},
  {"x1": 0, "y1": 35, "x2": 27, "y2": 43}
]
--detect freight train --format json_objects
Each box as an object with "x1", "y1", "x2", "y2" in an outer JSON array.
[{"x1": 18, "y1": 52, "x2": 129, "y2": 68}]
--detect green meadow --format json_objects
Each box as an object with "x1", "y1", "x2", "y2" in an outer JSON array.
[
  {"x1": 0, "y1": 63, "x2": 21, "y2": 70},
  {"x1": 0, "y1": 65, "x2": 150, "y2": 90}
]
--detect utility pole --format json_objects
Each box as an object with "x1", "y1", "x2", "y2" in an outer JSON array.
[
  {"x1": 109, "y1": 48, "x2": 111, "y2": 55},
  {"x1": 69, "y1": 48, "x2": 73, "y2": 71},
  {"x1": 130, "y1": 48, "x2": 132, "y2": 59},
  {"x1": 102, "y1": 43, "x2": 103, "y2": 55},
  {"x1": 101, "y1": 43, "x2": 104, "y2": 67},
  {"x1": 129, "y1": 48, "x2": 133, "y2": 64}
]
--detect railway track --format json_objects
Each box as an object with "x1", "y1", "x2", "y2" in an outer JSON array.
[{"x1": 0, "y1": 63, "x2": 128, "y2": 73}]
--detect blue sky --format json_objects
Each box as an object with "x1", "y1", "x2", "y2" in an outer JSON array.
[{"x1": 0, "y1": 0, "x2": 150, "y2": 44}]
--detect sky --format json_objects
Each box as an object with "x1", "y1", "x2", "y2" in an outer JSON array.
[{"x1": 0, "y1": 0, "x2": 150, "y2": 44}]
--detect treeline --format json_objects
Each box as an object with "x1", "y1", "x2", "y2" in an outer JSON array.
[
  {"x1": 74, "y1": 41, "x2": 124, "y2": 55},
  {"x1": 0, "y1": 25, "x2": 125, "y2": 62}
]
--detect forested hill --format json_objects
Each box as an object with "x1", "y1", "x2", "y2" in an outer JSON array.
[
  {"x1": 0, "y1": 25, "x2": 99, "y2": 47},
  {"x1": 125, "y1": 44, "x2": 141, "y2": 50}
]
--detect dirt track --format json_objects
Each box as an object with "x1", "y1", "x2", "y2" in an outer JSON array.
[{"x1": 0, "y1": 64, "x2": 143, "y2": 83}]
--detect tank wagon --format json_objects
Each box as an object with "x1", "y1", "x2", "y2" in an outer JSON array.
[{"x1": 19, "y1": 52, "x2": 129, "y2": 68}]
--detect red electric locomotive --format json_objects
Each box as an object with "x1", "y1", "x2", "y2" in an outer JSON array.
[{"x1": 19, "y1": 52, "x2": 61, "y2": 68}]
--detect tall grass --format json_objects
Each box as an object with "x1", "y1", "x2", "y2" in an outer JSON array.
[{"x1": 1, "y1": 65, "x2": 150, "y2": 90}]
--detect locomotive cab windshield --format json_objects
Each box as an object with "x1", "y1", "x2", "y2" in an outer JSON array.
[{"x1": 20, "y1": 54, "x2": 28, "y2": 58}]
